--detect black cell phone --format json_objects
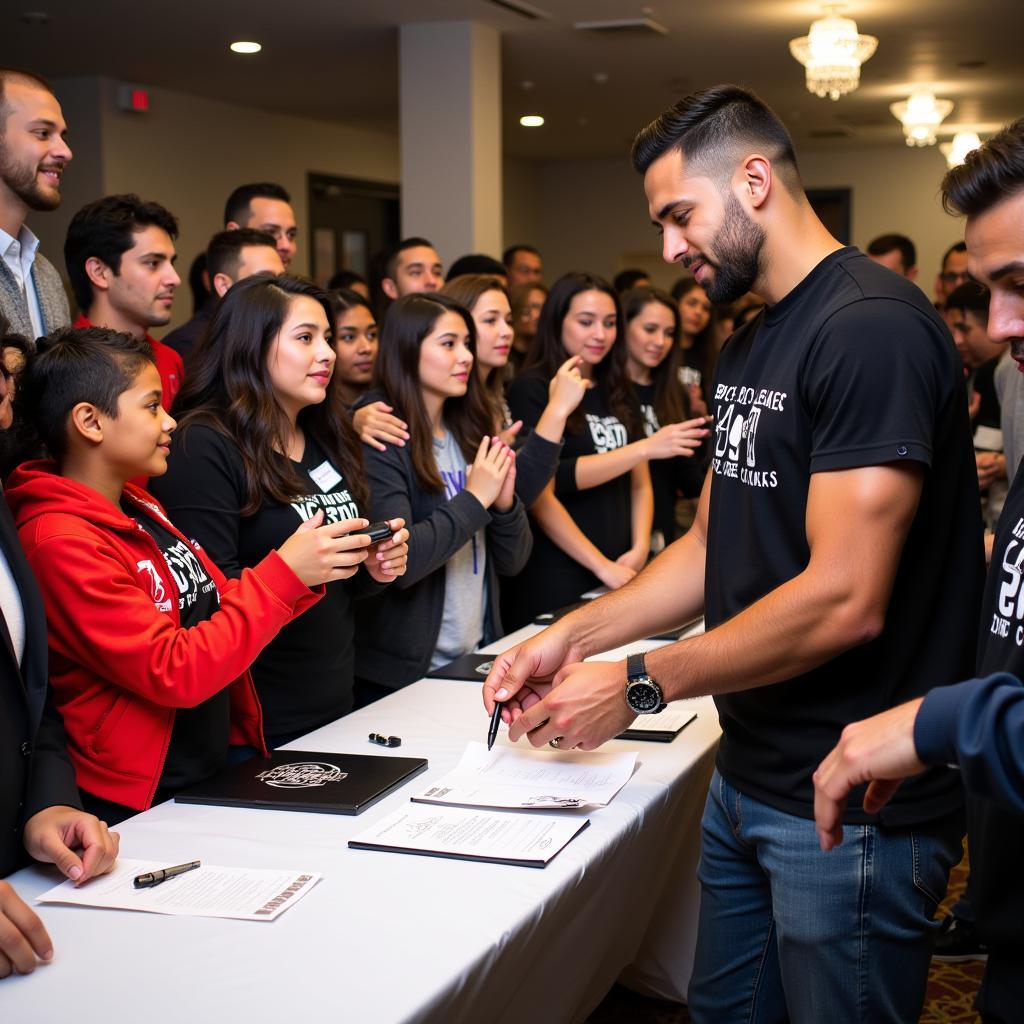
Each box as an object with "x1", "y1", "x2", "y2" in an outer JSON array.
[{"x1": 363, "y1": 521, "x2": 393, "y2": 543}]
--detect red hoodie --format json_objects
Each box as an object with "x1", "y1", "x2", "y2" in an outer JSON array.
[{"x1": 6, "y1": 461, "x2": 322, "y2": 810}]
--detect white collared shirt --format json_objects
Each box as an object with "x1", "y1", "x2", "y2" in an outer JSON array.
[{"x1": 0, "y1": 224, "x2": 44, "y2": 338}]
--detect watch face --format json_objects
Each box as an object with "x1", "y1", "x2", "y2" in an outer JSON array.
[{"x1": 627, "y1": 679, "x2": 661, "y2": 713}]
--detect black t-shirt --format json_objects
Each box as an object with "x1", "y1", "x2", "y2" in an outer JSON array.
[
  {"x1": 706, "y1": 247, "x2": 984, "y2": 824},
  {"x1": 120, "y1": 498, "x2": 227, "y2": 799},
  {"x1": 966, "y1": 471, "x2": 1024, "y2": 946},
  {"x1": 504, "y1": 368, "x2": 635, "y2": 625},
  {"x1": 151, "y1": 425, "x2": 362, "y2": 739},
  {"x1": 634, "y1": 382, "x2": 705, "y2": 544}
]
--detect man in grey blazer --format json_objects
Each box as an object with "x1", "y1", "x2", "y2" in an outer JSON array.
[{"x1": 0, "y1": 68, "x2": 72, "y2": 343}]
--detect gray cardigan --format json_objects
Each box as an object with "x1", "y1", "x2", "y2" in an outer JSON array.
[
  {"x1": 0, "y1": 250, "x2": 71, "y2": 341},
  {"x1": 354, "y1": 435, "x2": 532, "y2": 689}
]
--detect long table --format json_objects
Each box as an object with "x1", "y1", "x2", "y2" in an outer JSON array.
[{"x1": 1, "y1": 624, "x2": 719, "y2": 1024}]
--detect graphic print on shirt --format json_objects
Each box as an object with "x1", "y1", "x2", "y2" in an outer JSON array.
[
  {"x1": 990, "y1": 516, "x2": 1024, "y2": 647},
  {"x1": 290, "y1": 488, "x2": 359, "y2": 523},
  {"x1": 136, "y1": 558, "x2": 172, "y2": 613},
  {"x1": 640, "y1": 403, "x2": 659, "y2": 438},
  {"x1": 161, "y1": 540, "x2": 219, "y2": 611},
  {"x1": 586, "y1": 413, "x2": 628, "y2": 453},
  {"x1": 711, "y1": 382, "x2": 785, "y2": 490}
]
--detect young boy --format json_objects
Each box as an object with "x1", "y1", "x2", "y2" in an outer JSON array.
[{"x1": 6, "y1": 326, "x2": 375, "y2": 823}]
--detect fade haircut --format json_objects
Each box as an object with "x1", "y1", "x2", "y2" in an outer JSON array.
[
  {"x1": 942, "y1": 118, "x2": 1024, "y2": 218},
  {"x1": 223, "y1": 182, "x2": 291, "y2": 226},
  {"x1": 64, "y1": 194, "x2": 179, "y2": 311},
  {"x1": 385, "y1": 237, "x2": 438, "y2": 281},
  {"x1": 206, "y1": 228, "x2": 277, "y2": 280},
  {"x1": 20, "y1": 326, "x2": 154, "y2": 459},
  {"x1": 631, "y1": 84, "x2": 802, "y2": 194},
  {"x1": 867, "y1": 233, "x2": 917, "y2": 271},
  {"x1": 0, "y1": 67, "x2": 54, "y2": 130}
]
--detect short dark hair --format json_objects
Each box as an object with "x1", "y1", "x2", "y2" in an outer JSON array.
[
  {"x1": 64, "y1": 194, "x2": 179, "y2": 311},
  {"x1": 945, "y1": 280, "x2": 990, "y2": 321},
  {"x1": 941, "y1": 241, "x2": 968, "y2": 271},
  {"x1": 223, "y1": 182, "x2": 291, "y2": 227},
  {"x1": 20, "y1": 326, "x2": 154, "y2": 459},
  {"x1": 0, "y1": 67, "x2": 54, "y2": 127},
  {"x1": 502, "y1": 245, "x2": 540, "y2": 268},
  {"x1": 327, "y1": 268, "x2": 367, "y2": 292},
  {"x1": 446, "y1": 253, "x2": 506, "y2": 281},
  {"x1": 384, "y1": 237, "x2": 438, "y2": 281},
  {"x1": 942, "y1": 118, "x2": 1024, "y2": 218},
  {"x1": 867, "y1": 233, "x2": 917, "y2": 271},
  {"x1": 631, "y1": 84, "x2": 801, "y2": 192},
  {"x1": 206, "y1": 228, "x2": 277, "y2": 280},
  {"x1": 613, "y1": 268, "x2": 650, "y2": 293}
]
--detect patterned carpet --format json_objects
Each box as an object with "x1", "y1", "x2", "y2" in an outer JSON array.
[{"x1": 588, "y1": 842, "x2": 982, "y2": 1024}]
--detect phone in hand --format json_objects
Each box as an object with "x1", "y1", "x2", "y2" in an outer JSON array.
[{"x1": 363, "y1": 520, "x2": 394, "y2": 543}]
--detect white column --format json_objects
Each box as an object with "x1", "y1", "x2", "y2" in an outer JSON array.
[{"x1": 399, "y1": 21, "x2": 503, "y2": 265}]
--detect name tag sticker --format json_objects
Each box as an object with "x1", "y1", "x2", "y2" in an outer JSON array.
[{"x1": 309, "y1": 460, "x2": 342, "y2": 493}]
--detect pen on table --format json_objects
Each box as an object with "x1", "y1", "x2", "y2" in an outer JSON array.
[
  {"x1": 133, "y1": 860, "x2": 201, "y2": 889},
  {"x1": 487, "y1": 700, "x2": 503, "y2": 751}
]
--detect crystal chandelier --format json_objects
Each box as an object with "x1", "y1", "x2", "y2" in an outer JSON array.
[
  {"x1": 789, "y1": 6, "x2": 878, "y2": 101},
  {"x1": 889, "y1": 90, "x2": 955, "y2": 146},
  {"x1": 939, "y1": 131, "x2": 982, "y2": 168}
]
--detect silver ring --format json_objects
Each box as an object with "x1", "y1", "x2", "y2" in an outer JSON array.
[{"x1": 549, "y1": 737, "x2": 563, "y2": 749}]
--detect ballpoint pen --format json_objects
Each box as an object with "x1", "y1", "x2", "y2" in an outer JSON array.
[
  {"x1": 133, "y1": 860, "x2": 201, "y2": 889},
  {"x1": 487, "y1": 700, "x2": 503, "y2": 751}
]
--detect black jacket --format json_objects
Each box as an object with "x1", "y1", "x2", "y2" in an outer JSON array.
[
  {"x1": 0, "y1": 494, "x2": 80, "y2": 877},
  {"x1": 354, "y1": 430, "x2": 532, "y2": 688}
]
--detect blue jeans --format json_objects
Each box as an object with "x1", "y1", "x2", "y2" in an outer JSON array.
[{"x1": 688, "y1": 770, "x2": 964, "y2": 1024}]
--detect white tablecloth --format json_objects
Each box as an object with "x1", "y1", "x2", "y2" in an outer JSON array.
[{"x1": 1, "y1": 626, "x2": 719, "y2": 1024}]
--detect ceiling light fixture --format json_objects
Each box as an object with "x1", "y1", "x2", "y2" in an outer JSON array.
[
  {"x1": 890, "y1": 90, "x2": 954, "y2": 146},
  {"x1": 520, "y1": 115, "x2": 544, "y2": 128},
  {"x1": 940, "y1": 131, "x2": 982, "y2": 168},
  {"x1": 788, "y1": 6, "x2": 877, "y2": 101},
  {"x1": 229, "y1": 41, "x2": 262, "y2": 54}
]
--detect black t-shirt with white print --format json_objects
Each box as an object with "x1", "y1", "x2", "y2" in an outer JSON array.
[
  {"x1": 151, "y1": 425, "x2": 362, "y2": 739},
  {"x1": 706, "y1": 247, "x2": 984, "y2": 825},
  {"x1": 504, "y1": 368, "x2": 635, "y2": 625},
  {"x1": 120, "y1": 497, "x2": 227, "y2": 800}
]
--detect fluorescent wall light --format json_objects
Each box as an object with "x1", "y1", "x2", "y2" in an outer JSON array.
[
  {"x1": 520, "y1": 115, "x2": 545, "y2": 127},
  {"x1": 230, "y1": 41, "x2": 262, "y2": 55}
]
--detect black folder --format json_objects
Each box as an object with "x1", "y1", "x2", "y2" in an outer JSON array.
[
  {"x1": 175, "y1": 749, "x2": 428, "y2": 815},
  {"x1": 425, "y1": 652, "x2": 499, "y2": 681}
]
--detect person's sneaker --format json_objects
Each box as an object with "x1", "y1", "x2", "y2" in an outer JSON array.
[{"x1": 932, "y1": 914, "x2": 989, "y2": 962}]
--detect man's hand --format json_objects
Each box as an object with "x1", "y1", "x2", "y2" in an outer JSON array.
[
  {"x1": 23, "y1": 806, "x2": 119, "y2": 885},
  {"x1": 506, "y1": 659, "x2": 635, "y2": 750},
  {"x1": 977, "y1": 451, "x2": 1006, "y2": 490},
  {"x1": 483, "y1": 623, "x2": 583, "y2": 723},
  {"x1": 0, "y1": 880, "x2": 52, "y2": 979},
  {"x1": 812, "y1": 698, "x2": 926, "y2": 852}
]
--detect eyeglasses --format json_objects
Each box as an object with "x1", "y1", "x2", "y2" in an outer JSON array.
[{"x1": 940, "y1": 270, "x2": 971, "y2": 284}]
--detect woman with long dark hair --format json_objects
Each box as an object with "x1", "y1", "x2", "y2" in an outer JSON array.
[
  {"x1": 441, "y1": 274, "x2": 587, "y2": 506},
  {"x1": 354, "y1": 292, "x2": 531, "y2": 702},
  {"x1": 671, "y1": 277, "x2": 716, "y2": 414},
  {"x1": 151, "y1": 273, "x2": 409, "y2": 746},
  {"x1": 622, "y1": 286, "x2": 709, "y2": 549},
  {"x1": 502, "y1": 272, "x2": 706, "y2": 627}
]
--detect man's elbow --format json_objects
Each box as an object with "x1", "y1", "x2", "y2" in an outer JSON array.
[{"x1": 831, "y1": 599, "x2": 887, "y2": 649}]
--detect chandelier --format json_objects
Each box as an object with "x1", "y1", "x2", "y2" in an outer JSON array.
[
  {"x1": 789, "y1": 7, "x2": 878, "y2": 101},
  {"x1": 889, "y1": 90, "x2": 954, "y2": 146},
  {"x1": 940, "y1": 131, "x2": 982, "y2": 168}
]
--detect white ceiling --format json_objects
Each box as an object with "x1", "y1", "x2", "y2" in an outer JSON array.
[{"x1": 1, "y1": 0, "x2": 1020, "y2": 161}]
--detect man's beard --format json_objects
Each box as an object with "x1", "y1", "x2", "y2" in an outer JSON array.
[
  {"x1": 0, "y1": 150, "x2": 62, "y2": 212},
  {"x1": 699, "y1": 192, "x2": 766, "y2": 305}
]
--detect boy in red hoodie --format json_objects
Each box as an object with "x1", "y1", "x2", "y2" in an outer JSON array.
[{"x1": 6, "y1": 326, "x2": 386, "y2": 823}]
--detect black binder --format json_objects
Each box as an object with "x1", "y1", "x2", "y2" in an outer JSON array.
[
  {"x1": 175, "y1": 749, "x2": 428, "y2": 815},
  {"x1": 425, "y1": 652, "x2": 499, "y2": 681}
]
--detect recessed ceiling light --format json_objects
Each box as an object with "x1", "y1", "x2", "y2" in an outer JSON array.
[
  {"x1": 520, "y1": 115, "x2": 545, "y2": 127},
  {"x1": 229, "y1": 41, "x2": 262, "y2": 54}
]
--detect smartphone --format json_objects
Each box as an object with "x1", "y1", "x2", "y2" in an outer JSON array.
[{"x1": 363, "y1": 520, "x2": 394, "y2": 543}]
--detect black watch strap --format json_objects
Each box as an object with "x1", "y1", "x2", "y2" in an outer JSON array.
[{"x1": 626, "y1": 651, "x2": 646, "y2": 680}]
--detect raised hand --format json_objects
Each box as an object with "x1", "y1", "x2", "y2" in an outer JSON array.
[{"x1": 465, "y1": 437, "x2": 514, "y2": 510}]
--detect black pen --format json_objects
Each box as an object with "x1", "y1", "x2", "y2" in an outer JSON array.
[
  {"x1": 133, "y1": 860, "x2": 201, "y2": 889},
  {"x1": 487, "y1": 701, "x2": 503, "y2": 751}
]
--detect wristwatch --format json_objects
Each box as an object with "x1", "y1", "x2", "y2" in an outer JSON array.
[{"x1": 625, "y1": 652, "x2": 666, "y2": 714}]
